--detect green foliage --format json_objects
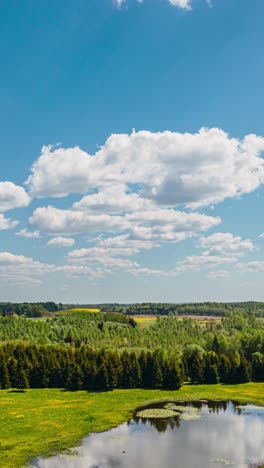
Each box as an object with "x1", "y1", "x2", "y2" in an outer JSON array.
[
  {"x1": 0, "y1": 343, "x2": 183, "y2": 391},
  {"x1": 0, "y1": 311, "x2": 263, "y2": 389},
  {"x1": 0, "y1": 302, "x2": 58, "y2": 317}
]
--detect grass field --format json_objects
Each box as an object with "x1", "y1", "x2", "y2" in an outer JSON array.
[{"x1": 1, "y1": 383, "x2": 264, "y2": 468}]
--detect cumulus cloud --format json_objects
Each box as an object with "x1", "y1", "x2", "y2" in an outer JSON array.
[
  {"x1": 0, "y1": 252, "x2": 53, "y2": 285},
  {"x1": 176, "y1": 254, "x2": 237, "y2": 273},
  {"x1": 0, "y1": 251, "x2": 111, "y2": 285},
  {"x1": 26, "y1": 129, "x2": 264, "y2": 209},
  {"x1": 0, "y1": 214, "x2": 18, "y2": 230},
  {"x1": 239, "y1": 261, "x2": 264, "y2": 273},
  {"x1": 54, "y1": 264, "x2": 109, "y2": 279},
  {"x1": 16, "y1": 228, "x2": 40, "y2": 238},
  {"x1": 0, "y1": 182, "x2": 30, "y2": 212},
  {"x1": 26, "y1": 145, "x2": 102, "y2": 198},
  {"x1": 114, "y1": 0, "x2": 125, "y2": 7},
  {"x1": 68, "y1": 245, "x2": 173, "y2": 275},
  {"x1": 73, "y1": 184, "x2": 153, "y2": 214},
  {"x1": 47, "y1": 236, "x2": 75, "y2": 247},
  {"x1": 29, "y1": 206, "x2": 129, "y2": 235},
  {"x1": 176, "y1": 232, "x2": 253, "y2": 275},
  {"x1": 97, "y1": 234, "x2": 157, "y2": 251},
  {"x1": 16, "y1": 127, "x2": 264, "y2": 282},
  {"x1": 168, "y1": 0, "x2": 192, "y2": 9},
  {"x1": 114, "y1": 0, "x2": 193, "y2": 10},
  {"x1": 69, "y1": 246, "x2": 139, "y2": 259},
  {"x1": 207, "y1": 270, "x2": 230, "y2": 279},
  {"x1": 129, "y1": 267, "x2": 172, "y2": 276},
  {"x1": 29, "y1": 205, "x2": 220, "y2": 239},
  {"x1": 198, "y1": 232, "x2": 254, "y2": 257}
]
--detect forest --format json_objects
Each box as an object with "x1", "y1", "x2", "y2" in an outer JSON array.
[{"x1": 0, "y1": 310, "x2": 263, "y2": 391}]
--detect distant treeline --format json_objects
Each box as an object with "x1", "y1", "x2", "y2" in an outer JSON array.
[
  {"x1": 1, "y1": 301, "x2": 264, "y2": 317},
  {"x1": 61, "y1": 302, "x2": 264, "y2": 317},
  {"x1": 0, "y1": 302, "x2": 59, "y2": 317},
  {"x1": 0, "y1": 341, "x2": 263, "y2": 392}
]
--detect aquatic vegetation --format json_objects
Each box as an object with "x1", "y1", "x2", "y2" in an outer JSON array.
[
  {"x1": 136, "y1": 408, "x2": 178, "y2": 419},
  {"x1": 211, "y1": 459, "x2": 235, "y2": 466},
  {"x1": 137, "y1": 402, "x2": 201, "y2": 420}
]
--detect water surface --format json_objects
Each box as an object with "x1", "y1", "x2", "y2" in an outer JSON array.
[{"x1": 32, "y1": 401, "x2": 264, "y2": 468}]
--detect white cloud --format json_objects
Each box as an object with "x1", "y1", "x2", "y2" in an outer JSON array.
[
  {"x1": 0, "y1": 182, "x2": 30, "y2": 212},
  {"x1": 198, "y1": 232, "x2": 254, "y2": 257},
  {"x1": 68, "y1": 246, "x2": 139, "y2": 271},
  {"x1": 26, "y1": 145, "x2": 103, "y2": 198},
  {"x1": 29, "y1": 206, "x2": 129, "y2": 235},
  {"x1": 26, "y1": 129, "x2": 264, "y2": 209},
  {"x1": 54, "y1": 264, "x2": 109, "y2": 279},
  {"x1": 128, "y1": 209, "x2": 220, "y2": 239},
  {"x1": 207, "y1": 270, "x2": 230, "y2": 279},
  {"x1": 18, "y1": 127, "x2": 264, "y2": 284},
  {"x1": 68, "y1": 245, "x2": 173, "y2": 276},
  {"x1": 114, "y1": 0, "x2": 193, "y2": 10},
  {"x1": 239, "y1": 261, "x2": 264, "y2": 273},
  {"x1": 0, "y1": 252, "x2": 53, "y2": 285},
  {"x1": 0, "y1": 251, "x2": 110, "y2": 285},
  {"x1": 0, "y1": 214, "x2": 18, "y2": 230},
  {"x1": 47, "y1": 236, "x2": 75, "y2": 247},
  {"x1": 114, "y1": 0, "x2": 126, "y2": 7},
  {"x1": 73, "y1": 184, "x2": 153, "y2": 214},
  {"x1": 129, "y1": 267, "x2": 172, "y2": 276},
  {"x1": 29, "y1": 205, "x2": 220, "y2": 240},
  {"x1": 168, "y1": 0, "x2": 192, "y2": 9},
  {"x1": 176, "y1": 254, "x2": 237, "y2": 273},
  {"x1": 98, "y1": 234, "x2": 157, "y2": 251},
  {"x1": 69, "y1": 246, "x2": 139, "y2": 259},
  {"x1": 16, "y1": 228, "x2": 40, "y2": 238}
]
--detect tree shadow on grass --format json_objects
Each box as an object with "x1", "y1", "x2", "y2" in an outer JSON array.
[{"x1": 7, "y1": 389, "x2": 26, "y2": 393}]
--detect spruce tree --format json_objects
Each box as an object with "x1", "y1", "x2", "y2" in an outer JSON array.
[
  {"x1": 188, "y1": 350, "x2": 204, "y2": 384},
  {"x1": 1, "y1": 361, "x2": 10, "y2": 389}
]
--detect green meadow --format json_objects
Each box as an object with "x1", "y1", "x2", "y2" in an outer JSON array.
[{"x1": 1, "y1": 383, "x2": 264, "y2": 468}]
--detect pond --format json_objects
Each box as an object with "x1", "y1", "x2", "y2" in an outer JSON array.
[{"x1": 31, "y1": 401, "x2": 264, "y2": 468}]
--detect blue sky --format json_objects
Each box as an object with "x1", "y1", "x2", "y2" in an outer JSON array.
[{"x1": 1, "y1": 0, "x2": 264, "y2": 303}]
